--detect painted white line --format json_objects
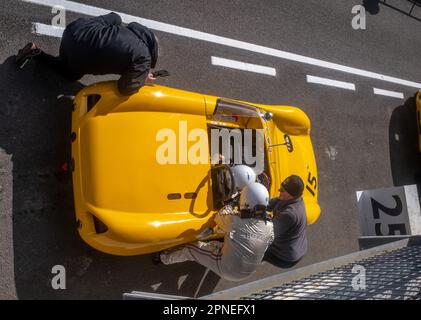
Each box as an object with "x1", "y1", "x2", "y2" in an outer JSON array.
[
  {"x1": 373, "y1": 88, "x2": 404, "y2": 99},
  {"x1": 211, "y1": 56, "x2": 276, "y2": 76},
  {"x1": 32, "y1": 22, "x2": 63, "y2": 37},
  {"x1": 306, "y1": 75, "x2": 356, "y2": 91},
  {"x1": 23, "y1": 0, "x2": 421, "y2": 89}
]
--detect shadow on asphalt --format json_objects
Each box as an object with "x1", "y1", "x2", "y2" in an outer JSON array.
[
  {"x1": 363, "y1": 0, "x2": 380, "y2": 15},
  {"x1": 365, "y1": 0, "x2": 421, "y2": 23},
  {"x1": 388, "y1": 95, "x2": 421, "y2": 188},
  {"x1": 0, "y1": 56, "x2": 219, "y2": 299}
]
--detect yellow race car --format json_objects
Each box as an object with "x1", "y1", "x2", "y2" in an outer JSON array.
[{"x1": 71, "y1": 82, "x2": 321, "y2": 256}]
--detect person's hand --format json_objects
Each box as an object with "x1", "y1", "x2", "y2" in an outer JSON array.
[
  {"x1": 218, "y1": 204, "x2": 236, "y2": 216},
  {"x1": 146, "y1": 72, "x2": 157, "y2": 83}
]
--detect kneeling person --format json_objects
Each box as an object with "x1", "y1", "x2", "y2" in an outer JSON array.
[{"x1": 159, "y1": 182, "x2": 274, "y2": 282}]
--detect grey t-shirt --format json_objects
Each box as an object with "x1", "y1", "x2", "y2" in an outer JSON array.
[{"x1": 266, "y1": 197, "x2": 308, "y2": 262}]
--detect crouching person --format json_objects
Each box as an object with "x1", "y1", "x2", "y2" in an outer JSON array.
[
  {"x1": 263, "y1": 175, "x2": 308, "y2": 268},
  {"x1": 156, "y1": 182, "x2": 274, "y2": 282}
]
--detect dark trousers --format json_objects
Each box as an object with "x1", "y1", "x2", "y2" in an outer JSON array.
[
  {"x1": 34, "y1": 51, "x2": 82, "y2": 81},
  {"x1": 263, "y1": 250, "x2": 300, "y2": 269}
]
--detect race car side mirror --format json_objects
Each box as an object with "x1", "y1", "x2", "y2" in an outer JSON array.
[{"x1": 263, "y1": 112, "x2": 273, "y2": 121}]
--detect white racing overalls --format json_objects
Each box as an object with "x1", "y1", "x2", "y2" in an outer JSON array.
[{"x1": 160, "y1": 205, "x2": 274, "y2": 281}]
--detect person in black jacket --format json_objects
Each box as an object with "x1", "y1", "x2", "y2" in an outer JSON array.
[
  {"x1": 263, "y1": 175, "x2": 308, "y2": 268},
  {"x1": 15, "y1": 12, "x2": 159, "y2": 95}
]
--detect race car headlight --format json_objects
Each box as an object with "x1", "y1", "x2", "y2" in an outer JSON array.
[
  {"x1": 87, "y1": 94, "x2": 101, "y2": 113},
  {"x1": 91, "y1": 214, "x2": 108, "y2": 234},
  {"x1": 79, "y1": 94, "x2": 101, "y2": 117}
]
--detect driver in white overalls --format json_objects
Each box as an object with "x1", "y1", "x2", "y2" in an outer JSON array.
[{"x1": 156, "y1": 167, "x2": 274, "y2": 281}]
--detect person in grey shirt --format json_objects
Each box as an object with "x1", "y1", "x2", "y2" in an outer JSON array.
[
  {"x1": 155, "y1": 182, "x2": 274, "y2": 282},
  {"x1": 263, "y1": 175, "x2": 308, "y2": 268}
]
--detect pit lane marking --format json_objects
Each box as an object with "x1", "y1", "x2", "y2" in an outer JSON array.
[
  {"x1": 32, "y1": 21, "x2": 406, "y2": 100},
  {"x1": 23, "y1": 0, "x2": 421, "y2": 90},
  {"x1": 211, "y1": 56, "x2": 276, "y2": 77},
  {"x1": 373, "y1": 88, "x2": 404, "y2": 99},
  {"x1": 32, "y1": 22, "x2": 62, "y2": 37},
  {"x1": 306, "y1": 75, "x2": 356, "y2": 91}
]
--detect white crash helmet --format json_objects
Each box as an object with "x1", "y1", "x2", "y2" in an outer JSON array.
[
  {"x1": 231, "y1": 165, "x2": 256, "y2": 192},
  {"x1": 239, "y1": 182, "x2": 269, "y2": 211}
]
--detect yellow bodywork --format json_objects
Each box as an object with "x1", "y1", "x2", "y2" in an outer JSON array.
[
  {"x1": 71, "y1": 82, "x2": 321, "y2": 256},
  {"x1": 416, "y1": 90, "x2": 421, "y2": 153}
]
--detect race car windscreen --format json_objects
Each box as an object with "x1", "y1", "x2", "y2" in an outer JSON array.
[{"x1": 212, "y1": 99, "x2": 261, "y2": 128}]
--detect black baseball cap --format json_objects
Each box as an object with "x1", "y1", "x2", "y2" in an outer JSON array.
[{"x1": 281, "y1": 175, "x2": 304, "y2": 199}]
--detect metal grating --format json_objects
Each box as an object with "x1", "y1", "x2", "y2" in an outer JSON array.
[
  {"x1": 241, "y1": 246, "x2": 421, "y2": 300},
  {"x1": 125, "y1": 237, "x2": 421, "y2": 300},
  {"x1": 379, "y1": 0, "x2": 421, "y2": 23}
]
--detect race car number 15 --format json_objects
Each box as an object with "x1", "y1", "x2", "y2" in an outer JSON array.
[{"x1": 306, "y1": 172, "x2": 317, "y2": 197}]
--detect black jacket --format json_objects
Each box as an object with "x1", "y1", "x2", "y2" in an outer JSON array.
[
  {"x1": 59, "y1": 12, "x2": 158, "y2": 95},
  {"x1": 266, "y1": 197, "x2": 308, "y2": 262}
]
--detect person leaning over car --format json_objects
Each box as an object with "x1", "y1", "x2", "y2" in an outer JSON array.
[
  {"x1": 15, "y1": 12, "x2": 158, "y2": 95},
  {"x1": 263, "y1": 175, "x2": 308, "y2": 269}
]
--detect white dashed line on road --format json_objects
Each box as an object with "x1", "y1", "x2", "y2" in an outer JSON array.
[
  {"x1": 32, "y1": 22, "x2": 63, "y2": 37},
  {"x1": 373, "y1": 88, "x2": 404, "y2": 99},
  {"x1": 26, "y1": 24, "x2": 414, "y2": 98},
  {"x1": 211, "y1": 56, "x2": 276, "y2": 76},
  {"x1": 23, "y1": 0, "x2": 421, "y2": 90},
  {"x1": 306, "y1": 75, "x2": 356, "y2": 91}
]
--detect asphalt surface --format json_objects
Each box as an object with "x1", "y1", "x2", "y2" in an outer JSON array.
[{"x1": 1, "y1": 0, "x2": 421, "y2": 299}]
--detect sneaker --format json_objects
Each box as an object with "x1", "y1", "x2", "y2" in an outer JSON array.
[
  {"x1": 15, "y1": 42, "x2": 41, "y2": 69},
  {"x1": 151, "y1": 252, "x2": 162, "y2": 265}
]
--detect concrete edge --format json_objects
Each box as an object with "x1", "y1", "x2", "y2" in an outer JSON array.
[
  {"x1": 123, "y1": 291, "x2": 191, "y2": 300},
  {"x1": 358, "y1": 235, "x2": 412, "y2": 250},
  {"x1": 199, "y1": 238, "x2": 412, "y2": 300}
]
